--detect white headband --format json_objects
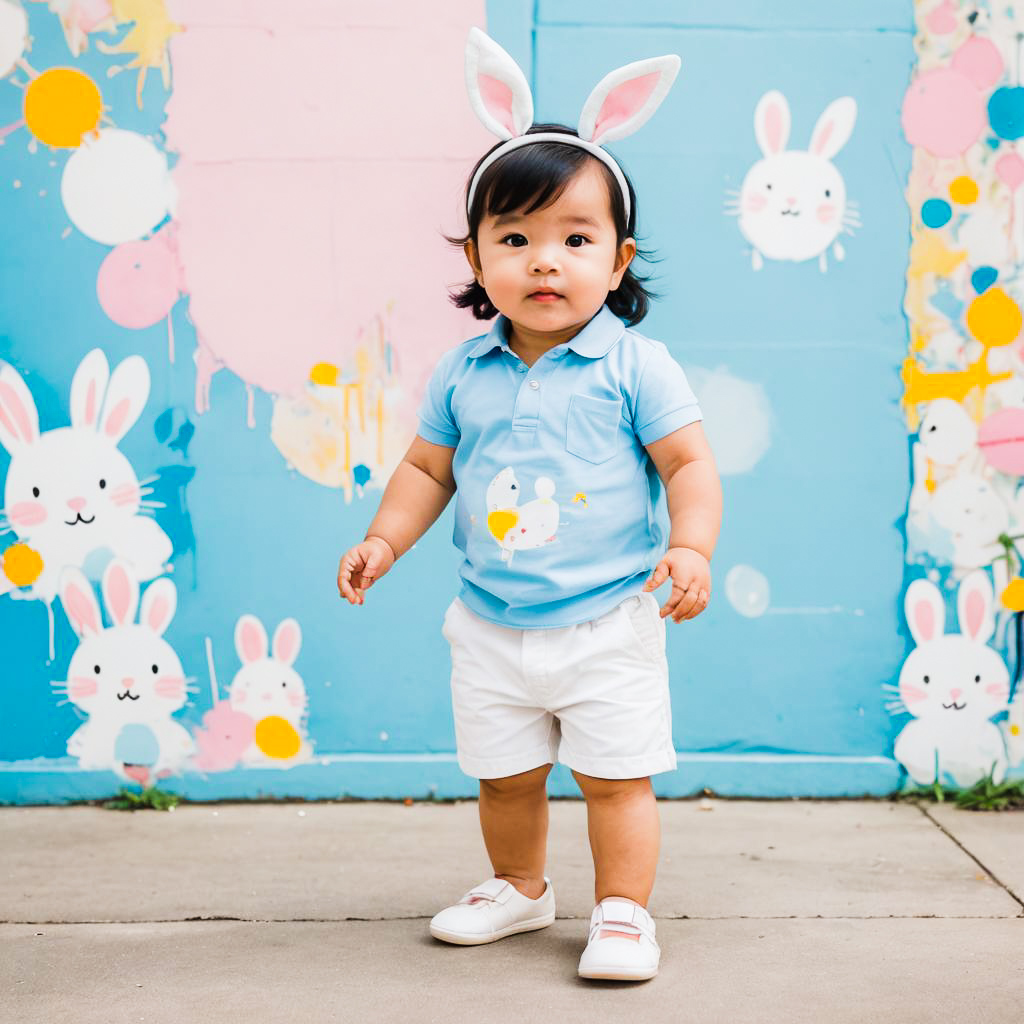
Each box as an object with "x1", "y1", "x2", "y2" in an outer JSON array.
[{"x1": 464, "y1": 27, "x2": 681, "y2": 223}]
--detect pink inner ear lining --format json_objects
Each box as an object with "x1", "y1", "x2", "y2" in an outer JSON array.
[
  {"x1": 241, "y1": 622, "x2": 265, "y2": 661},
  {"x1": 914, "y1": 600, "x2": 934, "y2": 640},
  {"x1": 66, "y1": 585, "x2": 99, "y2": 634},
  {"x1": 0, "y1": 379, "x2": 33, "y2": 443},
  {"x1": 107, "y1": 566, "x2": 132, "y2": 624},
  {"x1": 85, "y1": 379, "x2": 97, "y2": 425},
  {"x1": 104, "y1": 397, "x2": 131, "y2": 438},
  {"x1": 479, "y1": 73, "x2": 516, "y2": 135},
  {"x1": 764, "y1": 103, "x2": 785, "y2": 152},
  {"x1": 965, "y1": 590, "x2": 985, "y2": 636},
  {"x1": 148, "y1": 595, "x2": 169, "y2": 630},
  {"x1": 593, "y1": 71, "x2": 661, "y2": 139},
  {"x1": 812, "y1": 119, "x2": 834, "y2": 155},
  {"x1": 275, "y1": 626, "x2": 299, "y2": 663}
]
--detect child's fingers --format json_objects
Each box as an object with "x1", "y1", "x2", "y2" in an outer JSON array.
[
  {"x1": 643, "y1": 562, "x2": 669, "y2": 590},
  {"x1": 337, "y1": 552, "x2": 364, "y2": 603},
  {"x1": 680, "y1": 588, "x2": 709, "y2": 621},
  {"x1": 671, "y1": 581, "x2": 701, "y2": 622}
]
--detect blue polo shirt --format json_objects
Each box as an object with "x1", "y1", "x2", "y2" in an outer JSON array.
[{"x1": 416, "y1": 303, "x2": 703, "y2": 628}]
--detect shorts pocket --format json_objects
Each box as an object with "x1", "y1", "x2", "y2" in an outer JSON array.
[
  {"x1": 621, "y1": 594, "x2": 666, "y2": 664},
  {"x1": 566, "y1": 393, "x2": 623, "y2": 465},
  {"x1": 441, "y1": 598, "x2": 460, "y2": 643}
]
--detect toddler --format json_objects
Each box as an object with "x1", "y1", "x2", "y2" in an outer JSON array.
[{"x1": 337, "y1": 28, "x2": 722, "y2": 982}]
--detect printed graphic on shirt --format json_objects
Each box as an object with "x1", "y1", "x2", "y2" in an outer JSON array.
[{"x1": 485, "y1": 467, "x2": 559, "y2": 564}]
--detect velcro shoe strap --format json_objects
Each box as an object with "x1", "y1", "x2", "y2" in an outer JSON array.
[
  {"x1": 592, "y1": 899, "x2": 655, "y2": 939},
  {"x1": 461, "y1": 877, "x2": 514, "y2": 905}
]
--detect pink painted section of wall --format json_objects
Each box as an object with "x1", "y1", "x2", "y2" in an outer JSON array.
[{"x1": 163, "y1": 0, "x2": 490, "y2": 404}]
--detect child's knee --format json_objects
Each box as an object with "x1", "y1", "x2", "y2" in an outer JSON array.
[{"x1": 480, "y1": 762, "x2": 553, "y2": 798}]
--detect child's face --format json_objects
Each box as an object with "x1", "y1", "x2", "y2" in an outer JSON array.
[{"x1": 466, "y1": 162, "x2": 636, "y2": 336}]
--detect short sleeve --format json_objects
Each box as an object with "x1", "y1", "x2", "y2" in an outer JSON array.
[
  {"x1": 416, "y1": 354, "x2": 460, "y2": 447},
  {"x1": 632, "y1": 343, "x2": 703, "y2": 446}
]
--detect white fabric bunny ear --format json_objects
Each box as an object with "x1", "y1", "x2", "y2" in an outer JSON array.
[
  {"x1": 578, "y1": 54, "x2": 681, "y2": 146},
  {"x1": 465, "y1": 26, "x2": 534, "y2": 140}
]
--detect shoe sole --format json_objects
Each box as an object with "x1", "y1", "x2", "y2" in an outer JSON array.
[
  {"x1": 578, "y1": 964, "x2": 659, "y2": 981},
  {"x1": 429, "y1": 911, "x2": 556, "y2": 945}
]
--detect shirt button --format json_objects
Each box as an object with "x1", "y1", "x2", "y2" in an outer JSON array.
[
  {"x1": 517, "y1": 365, "x2": 526, "y2": 373},
  {"x1": 528, "y1": 380, "x2": 540, "y2": 390}
]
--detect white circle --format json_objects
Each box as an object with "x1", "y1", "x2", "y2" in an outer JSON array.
[
  {"x1": 725, "y1": 564, "x2": 771, "y2": 618},
  {"x1": 0, "y1": 2, "x2": 28, "y2": 79},
  {"x1": 60, "y1": 128, "x2": 172, "y2": 245},
  {"x1": 687, "y1": 366, "x2": 773, "y2": 476}
]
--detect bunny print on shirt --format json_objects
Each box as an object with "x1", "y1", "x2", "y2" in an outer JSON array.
[
  {"x1": 725, "y1": 90, "x2": 860, "y2": 272},
  {"x1": 0, "y1": 348, "x2": 172, "y2": 604}
]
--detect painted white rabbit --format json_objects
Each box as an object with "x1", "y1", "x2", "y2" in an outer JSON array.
[
  {"x1": 57, "y1": 558, "x2": 194, "y2": 783},
  {"x1": 727, "y1": 90, "x2": 859, "y2": 272},
  {"x1": 892, "y1": 570, "x2": 1009, "y2": 787},
  {"x1": 227, "y1": 614, "x2": 311, "y2": 765},
  {"x1": 0, "y1": 348, "x2": 172, "y2": 603},
  {"x1": 485, "y1": 467, "x2": 559, "y2": 564}
]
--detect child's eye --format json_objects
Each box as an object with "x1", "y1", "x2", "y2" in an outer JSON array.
[
  {"x1": 501, "y1": 234, "x2": 528, "y2": 246},
  {"x1": 566, "y1": 235, "x2": 589, "y2": 248}
]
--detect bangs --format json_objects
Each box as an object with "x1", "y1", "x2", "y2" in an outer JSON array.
[{"x1": 474, "y1": 142, "x2": 590, "y2": 221}]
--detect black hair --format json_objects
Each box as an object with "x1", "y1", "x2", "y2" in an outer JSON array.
[{"x1": 443, "y1": 123, "x2": 662, "y2": 326}]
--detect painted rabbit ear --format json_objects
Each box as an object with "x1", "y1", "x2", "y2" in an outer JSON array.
[
  {"x1": 957, "y1": 570, "x2": 994, "y2": 643},
  {"x1": 0, "y1": 362, "x2": 39, "y2": 453},
  {"x1": 102, "y1": 558, "x2": 140, "y2": 627},
  {"x1": 235, "y1": 614, "x2": 268, "y2": 664},
  {"x1": 59, "y1": 566, "x2": 102, "y2": 637},
  {"x1": 140, "y1": 577, "x2": 177, "y2": 636},
  {"x1": 754, "y1": 90, "x2": 791, "y2": 157},
  {"x1": 905, "y1": 578, "x2": 945, "y2": 646},
  {"x1": 465, "y1": 26, "x2": 534, "y2": 140},
  {"x1": 578, "y1": 54, "x2": 680, "y2": 146},
  {"x1": 809, "y1": 97, "x2": 857, "y2": 160},
  {"x1": 70, "y1": 349, "x2": 110, "y2": 431},
  {"x1": 99, "y1": 355, "x2": 150, "y2": 443},
  {"x1": 272, "y1": 618, "x2": 302, "y2": 666}
]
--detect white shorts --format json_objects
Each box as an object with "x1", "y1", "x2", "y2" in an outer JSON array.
[{"x1": 441, "y1": 591, "x2": 676, "y2": 781}]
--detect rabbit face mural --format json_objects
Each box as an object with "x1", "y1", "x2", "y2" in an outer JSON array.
[
  {"x1": 727, "y1": 90, "x2": 860, "y2": 272},
  {"x1": 892, "y1": 570, "x2": 1010, "y2": 788},
  {"x1": 0, "y1": 349, "x2": 172, "y2": 603},
  {"x1": 57, "y1": 558, "x2": 194, "y2": 785},
  {"x1": 227, "y1": 614, "x2": 311, "y2": 765}
]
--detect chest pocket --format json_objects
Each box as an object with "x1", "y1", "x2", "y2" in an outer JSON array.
[{"x1": 565, "y1": 393, "x2": 623, "y2": 465}]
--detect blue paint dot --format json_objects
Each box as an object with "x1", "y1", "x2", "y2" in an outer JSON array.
[
  {"x1": 972, "y1": 266, "x2": 999, "y2": 293},
  {"x1": 114, "y1": 723, "x2": 160, "y2": 766},
  {"x1": 921, "y1": 198, "x2": 952, "y2": 228},
  {"x1": 353, "y1": 464, "x2": 371, "y2": 487},
  {"x1": 989, "y1": 86, "x2": 1024, "y2": 141}
]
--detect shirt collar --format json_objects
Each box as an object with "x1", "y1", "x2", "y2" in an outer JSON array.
[{"x1": 466, "y1": 304, "x2": 626, "y2": 360}]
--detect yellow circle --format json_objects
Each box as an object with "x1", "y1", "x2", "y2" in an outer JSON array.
[
  {"x1": 966, "y1": 287, "x2": 1022, "y2": 347},
  {"x1": 2, "y1": 544, "x2": 43, "y2": 587},
  {"x1": 949, "y1": 175, "x2": 979, "y2": 205},
  {"x1": 253, "y1": 716, "x2": 301, "y2": 759},
  {"x1": 310, "y1": 362, "x2": 339, "y2": 387},
  {"x1": 1001, "y1": 579, "x2": 1024, "y2": 611},
  {"x1": 23, "y1": 68, "x2": 102, "y2": 148}
]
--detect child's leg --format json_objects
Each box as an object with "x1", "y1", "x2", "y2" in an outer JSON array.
[
  {"x1": 571, "y1": 771, "x2": 659, "y2": 906},
  {"x1": 478, "y1": 763, "x2": 553, "y2": 900}
]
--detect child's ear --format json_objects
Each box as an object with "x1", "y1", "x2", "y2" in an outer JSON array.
[
  {"x1": 464, "y1": 239, "x2": 484, "y2": 283},
  {"x1": 611, "y1": 237, "x2": 637, "y2": 287}
]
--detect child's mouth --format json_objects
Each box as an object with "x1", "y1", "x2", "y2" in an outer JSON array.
[{"x1": 529, "y1": 292, "x2": 562, "y2": 302}]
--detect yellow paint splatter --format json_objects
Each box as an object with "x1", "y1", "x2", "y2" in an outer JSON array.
[
  {"x1": 488, "y1": 508, "x2": 519, "y2": 542},
  {"x1": 253, "y1": 716, "x2": 301, "y2": 759},
  {"x1": 948, "y1": 176, "x2": 978, "y2": 205},
  {"x1": 310, "y1": 362, "x2": 339, "y2": 387},
  {"x1": 96, "y1": 0, "x2": 182, "y2": 110},
  {"x1": 1001, "y1": 579, "x2": 1024, "y2": 612},
  {"x1": 572, "y1": 491, "x2": 588, "y2": 507},
  {"x1": 23, "y1": 69, "x2": 102, "y2": 147},
  {"x1": 901, "y1": 355, "x2": 1011, "y2": 413},
  {"x1": 967, "y1": 287, "x2": 1022, "y2": 348},
  {"x1": 2, "y1": 544, "x2": 43, "y2": 587},
  {"x1": 1011, "y1": 724, "x2": 1021, "y2": 737}
]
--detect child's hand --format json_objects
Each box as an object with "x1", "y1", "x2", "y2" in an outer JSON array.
[
  {"x1": 643, "y1": 547, "x2": 711, "y2": 622},
  {"x1": 337, "y1": 536, "x2": 396, "y2": 605}
]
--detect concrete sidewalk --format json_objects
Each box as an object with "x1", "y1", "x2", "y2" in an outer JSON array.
[{"x1": 2, "y1": 797, "x2": 1022, "y2": 1023}]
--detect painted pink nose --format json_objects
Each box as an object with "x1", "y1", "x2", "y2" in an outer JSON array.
[
  {"x1": 950, "y1": 688, "x2": 962, "y2": 700},
  {"x1": 67, "y1": 497, "x2": 86, "y2": 511},
  {"x1": 121, "y1": 677, "x2": 135, "y2": 688},
  {"x1": 787, "y1": 196, "x2": 797, "y2": 206}
]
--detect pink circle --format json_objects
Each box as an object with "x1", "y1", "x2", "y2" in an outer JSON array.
[
  {"x1": 901, "y1": 68, "x2": 985, "y2": 157},
  {"x1": 926, "y1": 0, "x2": 957, "y2": 35},
  {"x1": 950, "y1": 36, "x2": 1004, "y2": 91},
  {"x1": 996, "y1": 152, "x2": 1024, "y2": 191},
  {"x1": 978, "y1": 408, "x2": 1024, "y2": 474},
  {"x1": 97, "y1": 233, "x2": 180, "y2": 328}
]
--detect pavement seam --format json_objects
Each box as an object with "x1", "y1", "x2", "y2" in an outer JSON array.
[{"x1": 914, "y1": 802, "x2": 1024, "y2": 917}]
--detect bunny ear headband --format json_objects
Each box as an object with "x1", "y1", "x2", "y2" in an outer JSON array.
[{"x1": 464, "y1": 27, "x2": 681, "y2": 222}]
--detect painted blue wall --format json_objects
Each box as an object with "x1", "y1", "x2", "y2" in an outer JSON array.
[{"x1": 0, "y1": 1, "x2": 916, "y2": 802}]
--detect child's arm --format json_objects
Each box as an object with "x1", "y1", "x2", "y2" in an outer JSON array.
[
  {"x1": 337, "y1": 437, "x2": 456, "y2": 605},
  {"x1": 642, "y1": 422, "x2": 722, "y2": 623}
]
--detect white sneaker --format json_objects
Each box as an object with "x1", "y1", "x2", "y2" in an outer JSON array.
[
  {"x1": 577, "y1": 898, "x2": 660, "y2": 981},
  {"x1": 429, "y1": 876, "x2": 556, "y2": 945}
]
